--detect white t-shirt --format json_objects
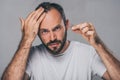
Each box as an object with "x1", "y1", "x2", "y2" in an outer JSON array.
[{"x1": 26, "y1": 41, "x2": 106, "y2": 80}]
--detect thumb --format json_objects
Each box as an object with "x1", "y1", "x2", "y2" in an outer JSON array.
[
  {"x1": 72, "y1": 25, "x2": 82, "y2": 34},
  {"x1": 19, "y1": 17, "x2": 24, "y2": 31}
]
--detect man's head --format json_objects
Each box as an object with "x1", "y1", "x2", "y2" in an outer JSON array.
[
  {"x1": 36, "y1": 2, "x2": 69, "y2": 55},
  {"x1": 35, "y1": 2, "x2": 67, "y2": 26}
]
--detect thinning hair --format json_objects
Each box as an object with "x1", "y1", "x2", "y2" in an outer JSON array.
[{"x1": 35, "y1": 2, "x2": 67, "y2": 26}]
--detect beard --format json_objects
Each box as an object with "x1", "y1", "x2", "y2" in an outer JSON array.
[{"x1": 40, "y1": 30, "x2": 67, "y2": 55}]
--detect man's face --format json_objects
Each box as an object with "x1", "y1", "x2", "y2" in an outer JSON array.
[{"x1": 38, "y1": 8, "x2": 67, "y2": 55}]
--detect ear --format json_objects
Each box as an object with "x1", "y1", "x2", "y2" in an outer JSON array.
[{"x1": 65, "y1": 19, "x2": 70, "y2": 30}]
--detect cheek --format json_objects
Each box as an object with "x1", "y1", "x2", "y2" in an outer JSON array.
[
  {"x1": 41, "y1": 36, "x2": 50, "y2": 44},
  {"x1": 57, "y1": 29, "x2": 66, "y2": 40},
  {"x1": 38, "y1": 34, "x2": 50, "y2": 44}
]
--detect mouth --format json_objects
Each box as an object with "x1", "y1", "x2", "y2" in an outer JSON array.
[{"x1": 49, "y1": 42, "x2": 59, "y2": 48}]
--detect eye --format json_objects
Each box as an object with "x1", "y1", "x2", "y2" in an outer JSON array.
[
  {"x1": 53, "y1": 25, "x2": 62, "y2": 32},
  {"x1": 40, "y1": 29, "x2": 49, "y2": 35}
]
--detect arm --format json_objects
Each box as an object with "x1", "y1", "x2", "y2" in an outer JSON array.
[
  {"x1": 94, "y1": 36, "x2": 120, "y2": 80},
  {"x1": 72, "y1": 22, "x2": 120, "y2": 80},
  {"x1": 2, "y1": 37, "x2": 32, "y2": 80},
  {"x1": 2, "y1": 7, "x2": 46, "y2": 80}
]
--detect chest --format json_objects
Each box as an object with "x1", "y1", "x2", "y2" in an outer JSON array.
[{"x1": 31, "y1": 52, "x2": 92, "y2": 80}]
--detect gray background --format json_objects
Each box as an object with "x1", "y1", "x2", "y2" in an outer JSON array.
[{"x1": 0, "y1": 0, "x2": 120, "y2": 79}]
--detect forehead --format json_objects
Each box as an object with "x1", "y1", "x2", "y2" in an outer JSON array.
[{"x1": 40, "y1": 8, "x2": 63, "y2": 29}]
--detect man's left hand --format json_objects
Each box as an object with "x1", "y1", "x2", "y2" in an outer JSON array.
[{"x1": 72, "y1": 22, "x2": 101, "y2": 48}]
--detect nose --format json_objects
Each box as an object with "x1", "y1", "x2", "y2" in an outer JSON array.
[{"x1": 50, "y1": 31, "x2": 56, "y2": 41}]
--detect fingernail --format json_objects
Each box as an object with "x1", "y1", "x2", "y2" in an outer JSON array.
[{"x1": 72, "y1": 27, "x2": 74, "y2": 29}]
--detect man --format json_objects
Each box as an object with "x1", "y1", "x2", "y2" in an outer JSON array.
[{"x1": 2, "y1": 2, "x2": 120, "y2": 80}]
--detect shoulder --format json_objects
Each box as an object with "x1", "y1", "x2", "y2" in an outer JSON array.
[
  {"x1": 30, "y1": 44, "x2": 44, "y2": 52},
  {"x1": 29, "y1": 44, "x2": 46, "y2": 55},
  {"x1": 70, "y1": 41, "x2": 96, "y2": 55},
  {"x1": 71, "y1": 41, "x2": 93, "y2": 50},
  {"x1": 28, "y1": 44, "x2": 45, "y2": 60}
]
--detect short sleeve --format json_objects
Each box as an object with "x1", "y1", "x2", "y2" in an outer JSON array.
[{"x1": 91, "y1": 48, "x2": 107, "y2": 77}]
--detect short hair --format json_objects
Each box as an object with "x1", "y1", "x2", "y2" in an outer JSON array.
[{"x1": 35, "y1": 2, "x2": 67, "y2": 26}]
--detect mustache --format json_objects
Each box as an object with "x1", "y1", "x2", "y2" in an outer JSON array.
[{"x1": 47, "y1": 39, "x2": 62, "y2": 46}]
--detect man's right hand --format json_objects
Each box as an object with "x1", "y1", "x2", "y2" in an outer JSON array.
[{"x1": 20, "y1": 7, "x2": 46, "y2": 44}]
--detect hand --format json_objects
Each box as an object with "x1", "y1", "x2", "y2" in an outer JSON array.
[
  {"x1": 72, "y1": 22, "x2": 101, "y2": 48},
  {"x1": 19, "y1": 7, "x2": 46, "y2": 43}
]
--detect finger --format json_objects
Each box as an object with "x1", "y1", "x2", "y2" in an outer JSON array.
[
  {"x1": 32, "y1": 13, "x2": 46, "y2": 35},
  {"x1": 72, "y1": 24, "x2": 84, "y2": 35},
  {"x1": 88, "y1": 22, "x2": 95, "y2": 30},
  {"x1": 72, "y1": 29, "x2": 81, "y2": 34},
  {"x1": 79, "y1": 23, "x2": 91, "y2": 30},
  {"x1": 31, "y1": 7, "x2": 44, "y2": 21},
  {"x1": 71, "y1": 24, "x2": 81, "y2": 31},
  {"x1": 26, "y1": 11, "x2": 35, "y2": 21},
  {"x1": 81, "y1": 27, "x2": 89, "y2": 34},
  {"x1": 86, "y1": 31, "x2": 94, "y2": 36},
  {"x1": 72, "y1": 23, "x2": 89, "y2": 31},
  {"x1": 19, "y1": 17, "x2": 24, "y2": 31},
  {"x1": 36, "y1": 13, "x2": 46, "y2": 27}
]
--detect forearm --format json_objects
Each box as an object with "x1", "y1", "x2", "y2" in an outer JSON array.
[
  {"x1": 95, "y1": 40, "x2": 120, "y2": 80},
  {"x1": 2, "y1": 38, "x2": 32, "y2": 80}
]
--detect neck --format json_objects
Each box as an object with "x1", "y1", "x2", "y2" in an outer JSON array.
[{"x1": 60, "y1": 40, "x2": 70, "y2": 53}]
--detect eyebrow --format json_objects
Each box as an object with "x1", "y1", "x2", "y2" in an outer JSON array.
[{"x1": 52, "y1": 24, "x2": 61, "y2": 30}]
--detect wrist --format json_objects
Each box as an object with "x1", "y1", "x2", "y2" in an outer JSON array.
[
  {"x1": 19, "y1": 37, "x2": 33, "y2": 49},
  {"x1": 94, "y1": 41, "x2": 107, "y2": 54},
  {"x1": 91, "y1": 35, "x2": 105, "y2": 51}
]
